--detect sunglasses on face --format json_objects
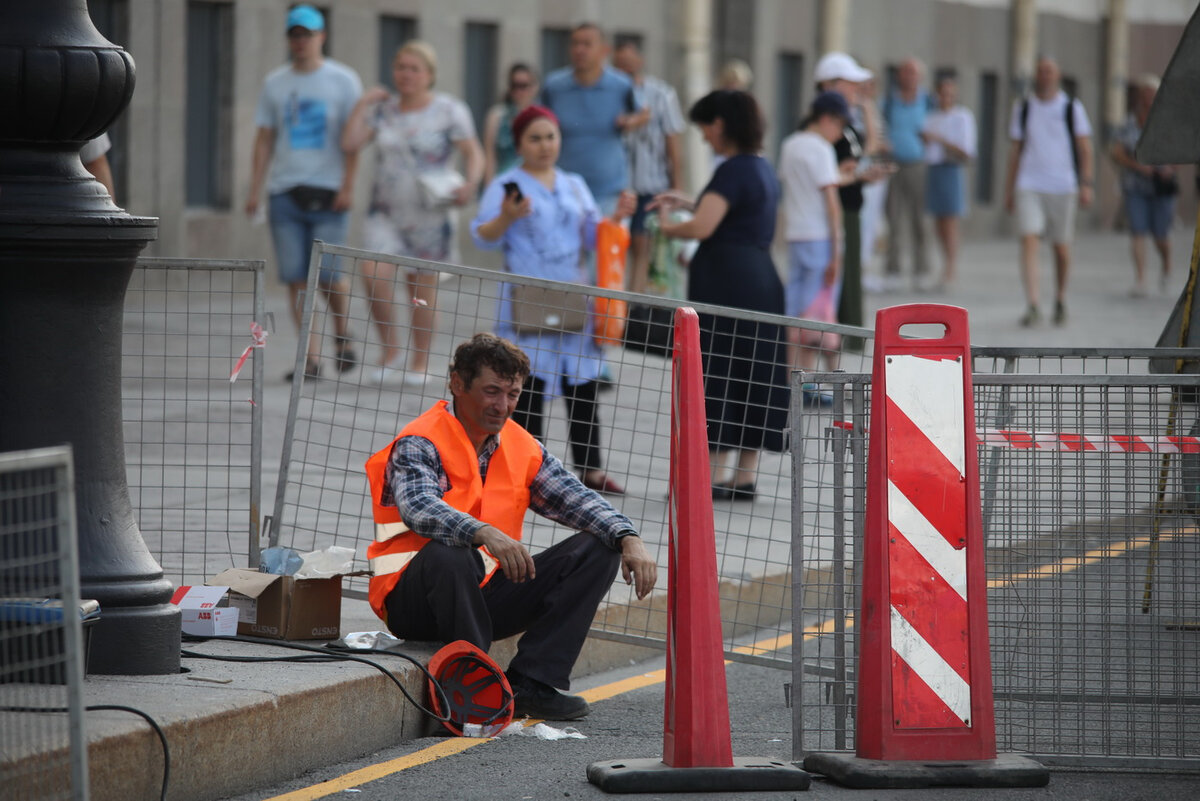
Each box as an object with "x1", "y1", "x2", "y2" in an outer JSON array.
[{"x1": 510, "y1": 81, "x2": 534, "y2": 90}]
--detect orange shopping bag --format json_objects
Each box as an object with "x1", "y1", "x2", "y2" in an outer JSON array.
[{"x1": 593, "y1": 219, "x2": 629, "y2": 346}]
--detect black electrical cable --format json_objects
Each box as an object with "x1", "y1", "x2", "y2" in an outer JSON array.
[
  {"x1": 181, "y1": 634, "x2": 452, "y2": 723},
  {"x1": 1, "y1": 703, "x2": 169, "y2": 801}
]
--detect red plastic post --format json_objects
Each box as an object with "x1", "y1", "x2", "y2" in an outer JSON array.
[
  {"x1": 856, "y1": 304, "x2": 997, "y2": 761},
  {"x1": 663, "y1": 307, "x2": 734, "y2": 768}
]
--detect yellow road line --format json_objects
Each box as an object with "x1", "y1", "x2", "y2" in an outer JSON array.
[{"x1": 265, "y1": 526, "x2": 1191, "y2": 799}]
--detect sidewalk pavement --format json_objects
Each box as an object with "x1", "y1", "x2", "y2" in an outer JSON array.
[{"x1": 6, "y1": 226, "x2": 1196, "y2": 801}]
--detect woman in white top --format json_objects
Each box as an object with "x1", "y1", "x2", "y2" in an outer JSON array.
[
  {"x1": 778, "y1": 91, "x2": 847, "y2": 392},
  {"x1": 343, "y1": 40, "x2": 485, "y2": 385},
  {"x1": 921, "y1": 72, "x2": 976, "y2": 290}
]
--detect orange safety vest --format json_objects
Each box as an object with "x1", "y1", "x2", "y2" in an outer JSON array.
[{"x1": 364, "y1": 401, "x2": 543, "y2": 623}]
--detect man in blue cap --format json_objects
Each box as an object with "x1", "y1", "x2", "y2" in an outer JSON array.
[{"x1": 246, "y1": 4, "x2": 363, "y2": 381}]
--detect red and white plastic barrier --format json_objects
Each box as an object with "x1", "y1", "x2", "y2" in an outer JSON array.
[
  {"x1": 832, "y1": 422, "x2": 1198, "y2": 455},
  {"x1": 854, "y1": 305, "x2": 995, "y2": 760}
]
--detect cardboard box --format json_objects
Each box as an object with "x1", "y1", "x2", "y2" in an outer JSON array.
[
  {"x1": 171, "y1": 585, "x2": 239, "y2": 637},
  {"x1": 209, "y1": 568, "x2": 342, "y2": 640}
]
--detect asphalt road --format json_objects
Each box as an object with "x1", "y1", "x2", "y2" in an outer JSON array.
[{"x1": 218, "y1": 650, "x2": 1200, "y2": 801}]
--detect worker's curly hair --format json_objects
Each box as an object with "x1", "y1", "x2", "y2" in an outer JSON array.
[{"x1": 450, "y1": 333, "x2": 530, "y2": 388}]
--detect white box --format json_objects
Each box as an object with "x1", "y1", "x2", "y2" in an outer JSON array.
[{"x1": 171, "y1": 585, "x2": 240, "y2": 637}]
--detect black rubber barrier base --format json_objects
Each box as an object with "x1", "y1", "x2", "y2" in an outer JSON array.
[
  {"x1": 586, "y1": 756, "x2": 811, "y2": 793},
  {"x1": 803, "y1": 752, "x2": 1050, "y2": 789}
]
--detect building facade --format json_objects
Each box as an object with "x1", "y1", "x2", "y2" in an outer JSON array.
[{"x1": 87, "y1": 0, "x2": 1193, "y2": 259}]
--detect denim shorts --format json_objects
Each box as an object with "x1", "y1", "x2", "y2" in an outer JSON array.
[
  {"x1": 786, "y1": 240, "x2": 834, "y2": 317},
  {"x1": 1125, "y1": 191, "x2": 1174, "y2": 240},
  {"x1": 268, "y1": 190, "x2": 350, "y2": 285}
]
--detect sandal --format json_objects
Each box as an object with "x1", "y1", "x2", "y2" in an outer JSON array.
[
  {"x1": 285, "y1": 360, "x2": 322, "y2": 383},
  {"x1": 334, "y1": 333, "x2": 358, "y2": 374}
]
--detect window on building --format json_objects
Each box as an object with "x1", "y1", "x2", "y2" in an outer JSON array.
[
  {"x1": 541, "y1": 27, "x2": 570, "y2": 76},
  {"x1": 976, "y1": 71, "x2": 998, "y2": 204},
  {"x1": 775, "y1": 52, "x2": 804, "y2": 161},
  {"x1": 86, "y1": 0, "x2": 131, "y2": 206},
  {"x1": 378, "y1": 15, "x2": 418, "y2": 85},
  {"x1": 185, "y1": 1, "x2": 234, "y2": 209},
  {"x1": 464, "y1": 22, "x2": 499, "y2": 137}
]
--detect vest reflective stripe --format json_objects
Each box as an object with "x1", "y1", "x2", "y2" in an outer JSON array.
[
  {"x1": 369, "y1": 550, "x2": 418, "y2": 577},
  {"x1": 375, "y1": 520, "x2": 410, "y2": 543},
  {"x1": 364, "y1": 401, "x2": 542, "y2": 623}
]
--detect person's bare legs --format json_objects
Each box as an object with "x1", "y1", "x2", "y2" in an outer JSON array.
[
  {"x1": 1019, "y1": 233, "x2": 1041, "y2": 324},
  {"x1": 935, "y1": 216, "x2": 960, "y2": 288},
  {"x1": 1129, "y1": 235, "x2": 1148, "y2": 294},
  {"x1": 731, "y1": 449, "x2": 759, "y2": 488},
  {"x1": 287, "y1": 280, "x2": 322, "y2": 367},
  {"x1": 361, "y1": 260, "x2": 402, "y2": 367},
  {"x1": 1154, "y1": 235, "x2": 1171, "y2": 290},
  {"x1": 709, "y1": 449, "x2": 733, "y2": 485},
  {"x1": 628, "y1": 232, "x2": 651, "y2": 295},
  {"x1": 1052, "y1": 241, "x2": 1071, "y2": 325},
  {"x1": 321, "y1": 278, "x2": 352, "y2": 337},
  {"x1": 407, "y1": 270, "x2": 438, "y2": 373}
]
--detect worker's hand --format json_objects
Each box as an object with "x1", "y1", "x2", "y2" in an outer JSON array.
[
  {"x1": 619, "y1": 535, "x2": 657, "y2": 600},
  {"x1": 474, "y1": 525, "x2": 535, "y2": 583}
]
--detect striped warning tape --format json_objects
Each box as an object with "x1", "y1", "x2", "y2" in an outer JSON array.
[{"x1": 832, "y1": 420, "x2": 1200, "y2": 455}]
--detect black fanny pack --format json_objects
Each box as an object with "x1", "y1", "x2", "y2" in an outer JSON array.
[{"x1": 287, "y1": 185, "x2": 338, "y2": 212}]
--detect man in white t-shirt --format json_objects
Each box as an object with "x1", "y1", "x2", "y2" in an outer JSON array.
[
  {"x1": 1003, "y1": 56, "x2": 1094, "y2": 327},
  {"x1": 245, "y1": 4, "x2": 363, "y2": 380},
  {"x1": 780, "y1": 91, "x2": 847, "y2": 396}
]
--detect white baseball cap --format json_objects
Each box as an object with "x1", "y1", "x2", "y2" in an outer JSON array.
[{"x1": 814, "y1": 52, "x2": 872, "y2": 84}]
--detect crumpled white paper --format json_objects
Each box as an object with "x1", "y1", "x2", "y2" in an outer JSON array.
[
  {"x1": 339, "y1": 631, "x2": 404, "y2": 650},
  {"x1": 461, "y1": 720, "x2": 587, "y2": 740}
]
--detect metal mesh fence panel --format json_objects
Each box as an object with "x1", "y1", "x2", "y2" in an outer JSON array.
[
  {"x1": 122, "y1": 259, "x2": 266, "y2": 586},
  {"x1": 271, "y1": 241, "x2": 872, "y2": 665},
  {"x1": 793, "y1": 364, "x2": 1200, "y2": 770},
  {"x1": 0, "y1": 446, "x2": 89, "y2": 801}
]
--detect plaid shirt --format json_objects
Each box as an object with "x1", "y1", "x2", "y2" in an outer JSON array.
[{"x1": 381, "y1": 424, "x2": 637, "y2": 551}]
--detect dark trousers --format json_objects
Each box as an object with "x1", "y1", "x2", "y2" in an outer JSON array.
[
  {"x1": 383, "y1": 531, "x2": 620, "y2": 689},
  {"x1": 512, "y1": 375, "x2": 603, "y2": 473}
]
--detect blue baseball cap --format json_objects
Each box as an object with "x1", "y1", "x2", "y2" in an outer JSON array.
[
  {"x1": 810, "y1": 90, "x2": 851, "y2": 121},
  {"x1": 286, "y1": 5, "x2": 324, "y2": 32}
]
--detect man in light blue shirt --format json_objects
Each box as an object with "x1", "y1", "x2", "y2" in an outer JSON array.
[
  {"x1": 540, "y1": 23, "x2": 645, "y2": 215},
  {"x1": 245, "y1": 4, "x2": 362, "y2": 380},
  {"x1": 883, "y1": 57, "x2": 930, "y2": 289}
]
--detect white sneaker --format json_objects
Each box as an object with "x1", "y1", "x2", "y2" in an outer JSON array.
[
  {"x1": 369, "y1": 358, "x2": 405, "y2": 386},
  {"x1": 402, "y1": 372, "x2": 428, "y2": 388}
]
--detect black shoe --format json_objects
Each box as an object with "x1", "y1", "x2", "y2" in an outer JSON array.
[
  {"x1": 712, "y1": 481, "x2": 756, "y2": 501},
  {"x1": 285, "y1": 361, "x2": 321, "y2": 382},
  {"x1": 507, "y1": 670, "x2": 589, "y2": 721},
  {"x1": 334, "y1": 333, "x2": 358, "y2": 373}
]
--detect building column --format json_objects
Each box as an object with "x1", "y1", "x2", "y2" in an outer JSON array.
[
  {"x1": 682, "y1": 0, "x2": 712, "y2": 195},
  {"x1": 1105, "y1": 0, "x2": 1129, "y2": 134},
  {"x1": 820, "y1": 0, "x2": 849, "y2": 55},
  {"x1": 1011, "y1": 0, "x2": 1037, "y2": 99}
]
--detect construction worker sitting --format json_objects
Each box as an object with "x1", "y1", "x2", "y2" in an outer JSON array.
[{"x1": 365, "y1": 333, "x2": 657, "y2": 720}]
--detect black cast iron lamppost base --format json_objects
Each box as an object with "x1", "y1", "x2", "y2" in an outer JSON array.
[{"x1": 0, "y1": 0, "x2": 178, "y2": 674}]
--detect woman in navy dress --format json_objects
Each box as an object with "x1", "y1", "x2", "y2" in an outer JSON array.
[{"x1": 654, "y1": 90, "x2": 789, "y2": 501}]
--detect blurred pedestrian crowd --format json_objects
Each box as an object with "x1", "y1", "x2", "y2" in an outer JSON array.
[{"x1": 233, "y1": 4, "x2": 1174, "y2": 495}]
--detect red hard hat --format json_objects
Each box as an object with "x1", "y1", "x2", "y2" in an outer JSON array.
[{"x1": 426, "y1": 640, "x2": 515, "y2": 736}]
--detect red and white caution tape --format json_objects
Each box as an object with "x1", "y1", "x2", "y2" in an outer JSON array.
[
  {"x1": 230, "y1": 321, "x2": 268, "y2": 383},
  {"x1": 833, "y1": 420, "x2": 1200, "y2": 455}
]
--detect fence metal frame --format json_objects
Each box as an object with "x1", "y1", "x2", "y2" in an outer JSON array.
[
  {"x1": 269, "y1": 240, "x2": 870, "y2": 666},
  {"x1": 792, "y1": 358, "x2": 1200, "y2": 771},
  {"x1": 123, "y1": 257, "x2": 266, "y2": 581},
  {"x1": 0, "y1": 445, "x2": 88, "y2": 801}
]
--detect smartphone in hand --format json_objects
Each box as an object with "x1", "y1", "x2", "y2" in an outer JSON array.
[{"x1": 503, "y1": 181, "x2": 524, "y2": 203}]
